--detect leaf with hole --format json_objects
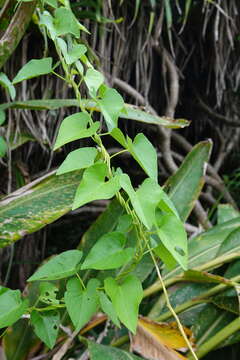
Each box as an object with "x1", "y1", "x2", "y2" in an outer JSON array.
[
  {"x1": 155, "y1": 213, "x2": 188, "y2": 270},
  {"x1": 72, "y1": 163, "x2": 121, "y2": 210},
  {"x1": 12, "y1": 58, "x2": 53, "y2": 84},
  {"x1": 162, "y1": 217, "x2": 240, "y2": 281},
  {"x1": 56, "y1": 147, "x2": 98, "y2": 175},
  {"x1": 81, "y1": 231, "x2": 134, "y2": 270},
  {"x1": 27, "y1": 250, "x2": 83, "y2": 281},
  {"x1": 39, "y1": 282, "x2": 59, "y2": 305},
  {"x1": 53, "y1": 112, "x2": 99, "y2": 150},
  {"x1": 31, "y1": 310, "x2": 60, "y2": 349},
  {"x1": 65, "y1": 278, "x2": 100, "y2": 331},
  {"x1": 104, "y1": 275, "x2": 143, "y2": 333}
]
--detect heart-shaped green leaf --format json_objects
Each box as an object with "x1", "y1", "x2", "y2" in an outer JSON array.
[
  {"x1": 104, "y1": 275, "x2": 143, "y2": 333},
  {"x1": 72, "y1": 163, "x2": 121, "y2": 210},
  {"x1": 27, "y1": 250, "x2": 83, "y2": 281},
  {"x1": 81, "y1": 232, "x2": 134, "y2": 270},
  {"x1": 65, "y1": 278, "x2": 100, "y2": 331},
  {"x1": 56, "y1": 147, "x2": 97, "y2": 175},
  {"x1": 31, "y1": 310, "x2": 60, "y2": 349}
]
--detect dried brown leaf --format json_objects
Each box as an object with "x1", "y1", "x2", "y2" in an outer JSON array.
[{"x1": 130, "y1": 316, "x2": 195, "y2": 360}]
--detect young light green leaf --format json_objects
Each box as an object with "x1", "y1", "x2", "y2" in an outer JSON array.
[
  {"x1": 31, "y1": 310, "x2": 60, "y2": 349},
  {"x1": 120, "y1": 175, "x2": 162, "y2": 229},
  {"x1": 0, "y1": 73, "x2": 16, "y2": 99},
  {"x1": 98, "y1": 88, "x2": 124, "y2": 131},
  {"x1": 155, "y1": 213, "x2": 188, "y2": 270},
  {"x1": 27, "y1": 250, "x2": 83, "y2": 282},
  {"x1": 0, "y1": 109, "x2": 6, "y2": 126},
  {"x1": 110, "y1": 128, "x2": 128, "y2": 148},
  {"x1": 39, "y1": 11, "x2": 56, "y2": 40},
  {"x1": 128, "y1": 133, "x2": 158, "y2": 181},
  {"x1": 85, "y1": 69, "x2": 104, "y2": 97},
  {"x1": 76, "y1": 60, "x2": 84, "y2": 74},
  {"x1": 0, "y1": 136, "x2": 7, "y2": 157},
  {"x1": 111, "y1": 131, "x2": 158, "y2": 180},
  {"x1": 104, "y1": 275, "x2": 143, "y2": 333},
  {"x1": 54, "y1": 8, "x2": 80, "y2": 37},
  {"x1": 65, "y1": 278, "x2": 100, "y2": 331},
  {"x1": 68, "y1": 44, "x2": 87, "y2": 64},
  {"x1": 53, "y1": 112, "x2": 99, "y2": 150},
  {"x1": 56, "y1": 147, "x2": 98, "y2": 175},
  {"x1": 98, "y1": 291, "x2": 120, "y2": 327},
  {"x1": 12, "y1": 58, "x2": 53, "y2": 84},
  {"x1": 81, "y1": 232, "x2": 134, "y2": 270},
  {"x1": 0, "y1": 289, "x2": 28, "y2": 328},
  {"x1": 72, "y1": 163, "x2": 121, "y2": 210},
  {"x1": 57, "y1": 38, "x2": 87, "y2": 65}
]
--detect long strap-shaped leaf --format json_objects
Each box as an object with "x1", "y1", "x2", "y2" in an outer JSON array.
[
  {"x1": 0, "y1": 0, "x2": 37, "y2": 69},
  {"x1": 164, "y1": 140, "x2": 212, "y2": 221},
  {"x1": 0, "y1": 171, "x2": 82, "y2": 248},
  {"x1": 0, "y1": 99, "x2": 189, "y2": 128}
]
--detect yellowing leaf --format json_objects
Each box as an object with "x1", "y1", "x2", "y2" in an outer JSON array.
[{"x1": 130, "y1": 316, "x2": 195, "y2": 360}]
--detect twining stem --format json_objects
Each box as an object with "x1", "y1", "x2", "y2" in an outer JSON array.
[
  {"x1": 190, "y1": 317, "x2": 240, "y2": 359},
  {"x1": 147, "y1": 244, "x2": 198, "y2": 360},
  {"x1": 76, "y1": 273, "x2": 86, "y2": 290}
]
